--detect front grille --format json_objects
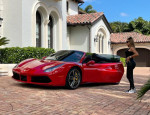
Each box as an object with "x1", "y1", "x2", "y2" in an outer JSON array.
[
  {"x1": 31, "y1": 76, "x2": 51, "y2": 83},
  {"x1": 21, "y1": 75, "x2": 27, "y2": 81},
  {"x1": 13, "y1": 72, "x2": 20, "y2": 80}
]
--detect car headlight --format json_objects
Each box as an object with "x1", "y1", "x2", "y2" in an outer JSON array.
[{"x1": 44, "y1": 64, "x2": 64, "y2": 72}]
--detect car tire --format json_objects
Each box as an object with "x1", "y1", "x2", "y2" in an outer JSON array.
[{"x1": 66, "y1": 67, "x2": 81, "y2": 89}]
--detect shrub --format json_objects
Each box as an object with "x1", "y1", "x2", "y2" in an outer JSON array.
[
  {"x1": 0, "y1": 47, "x2": 55, "y2": 64},
  {"x1": 120, "y1": 57, "x2": 126, "y2": 67},
  {"x1": 85, "y1": 52, "x2": 93, "y2": 56},
  {"x1": 137, "y1": 79, "x2": 150, "y2": 99}
]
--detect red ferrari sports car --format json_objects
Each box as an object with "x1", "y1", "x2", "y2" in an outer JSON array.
[{"x1": 12, "y1": 50, "x2": 124, "y2": 89}]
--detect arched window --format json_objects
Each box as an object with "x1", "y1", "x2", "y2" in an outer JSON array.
[
  {"x1": 98, "y1": 35, "x2": 101, "y2": 53},
  {"x1": 96, "y1": 27, "x2": 107, "y2": 54},
  {"x1": 36, "y1": 11, "x2": 41, "y2": 47},
  {"x1": 102, "y1": 36, "x2": 104, "y2": 53},
  {"x1": 48, "y1": 16, "x2": 53, "y2": 48},
  {"x1": 98, "y1": 35, "x2": 104, "y2": 54}
]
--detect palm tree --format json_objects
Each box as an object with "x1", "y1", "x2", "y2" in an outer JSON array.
[
  {"x1": 110, "y1": 22, "x2": 129, "y2": 32},
  {"x1": 84, "y1": 5, "x2": 96, "y2": 13},
  {"x1": 137, "y1": 79, "x2": 150, "y2": 99},
  {"x1": 110, "y1": 17, "x2": 150, "y2": 35},
  {"x1": 0, "y1": 37, "x2": 9, "y2": 46},
  {"x1": 79, "y1": 5, "x2": 96, "y2": 14},
  {"x1": 142, "y1": 21, "x2": 150, "y2": 35},
  {"x1": 128, "y1": 17, "x2": 150, "y2": 35}
]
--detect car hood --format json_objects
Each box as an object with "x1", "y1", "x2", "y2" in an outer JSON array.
[{"x1": 17, "y1": 59, "x2": 65, "y2": 71}]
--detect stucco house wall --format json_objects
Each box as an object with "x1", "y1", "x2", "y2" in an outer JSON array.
[
  {"x1": 2, "y1": 0, "x2": 111, "y2": 54},
  {"x1": 0, "y1": 0, "x2": 3, "y2": 36},
  {"x1": 91, "y1": 18, "x2": 111, "y2": 54},
  {"x1": 69, "y1": 26, "x2": 89, "y2": 52},
  {"x1": 111, "y1": 43, "x2": 150, "y2": 67},
  {"x1": 67, "y1": 12, "x2": 112, "y2": 54},
  {"x1": 68, "y1": 18, "x2": 111, "y2": 54},
  {"x1": 67, "y1": 0, "x2": 78, "y2": 15},
  {"x1": 3, "y1": 0, "x2": 22, "y2": 47},
  {"x1": 2, "y1": 0, "x2": 67, "y2": 51},
  {"x1": 112, "y1": 43, "x2": 150, "y2": 55},
  {"x1": 110, "y1": 32, "x2": 150, "y2": 67}
]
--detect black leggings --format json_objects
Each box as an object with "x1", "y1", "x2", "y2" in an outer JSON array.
[{"x1": 126, "y1": 60, "x2": 136, "y2": 89}]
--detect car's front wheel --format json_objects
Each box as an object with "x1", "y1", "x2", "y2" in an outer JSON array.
[{"x1": 66, "y1": 67, "x2": 81, "y2": 89}]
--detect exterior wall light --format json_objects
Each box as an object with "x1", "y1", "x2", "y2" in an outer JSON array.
[
  {"x1": 94, "y1": 34, "x2": 99, "y2": 42},
  {"x1": 94, "y1": 37, "x2": 98, "y2": 42}
]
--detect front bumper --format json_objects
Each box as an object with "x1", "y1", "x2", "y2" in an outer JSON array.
[
  {"x1": 12, "y1": 71, "x2": 52, "y2": 86},
  {"x1": 12, "y1": 69, "x2": 67, "y2": 86}
]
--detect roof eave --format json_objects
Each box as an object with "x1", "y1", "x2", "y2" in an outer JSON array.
[
  {"x1": 67, "y1": 22, "x2": 91, "y2": 26},
  {"x1": 111, "y1": 41, "x2": 150, "y2": 44},
  {"x1": 102, "y1": 15, "x2": 113, "y2": 33}
]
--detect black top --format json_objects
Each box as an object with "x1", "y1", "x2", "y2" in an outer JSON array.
[{"x1": 125, "y1": 48, "x2": 134, "y2": 59}]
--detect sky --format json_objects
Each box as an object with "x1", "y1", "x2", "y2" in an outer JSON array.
[{"x1": 80, "y1": 0, "x2": 150, "y2": 23}]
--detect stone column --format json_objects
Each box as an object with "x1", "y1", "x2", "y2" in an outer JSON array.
[{"x1": 61, "y1": 0, "x2": 67, "y2": 50}]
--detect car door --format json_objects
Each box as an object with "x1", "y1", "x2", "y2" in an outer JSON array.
[
  {"x1": 82, "y1": 62, "x2": 123, "y2": 83},
  {"x1": 82, "y1": 61, "x2": 106, "y2": 83}
]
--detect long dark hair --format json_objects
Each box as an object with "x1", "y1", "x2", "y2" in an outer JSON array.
[{"x1": 127, "y1": 37, "x2": 135, "y2": 48}]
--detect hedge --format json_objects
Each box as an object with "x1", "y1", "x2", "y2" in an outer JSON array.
[
  {"x1": 120, "y1": 57, "x2": 126, "y2": 67},
  {"x1": 0, "y1": 47, "x2": 55, "y2": 64},
  {"x1": 0, "y1": 47, "x2": 126, "y2": 66}
]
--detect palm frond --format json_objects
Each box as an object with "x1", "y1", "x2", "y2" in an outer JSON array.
[
  {"x1": 137, "y1": 79, "x2": 150, "y2": 99},
  {"x1": 0, "y1": 37, "x2": 9, "y2": 46}
]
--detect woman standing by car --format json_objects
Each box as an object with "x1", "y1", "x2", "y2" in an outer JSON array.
[{"x1": 125, "y1": 37, "x2": 139, "y2": 93}]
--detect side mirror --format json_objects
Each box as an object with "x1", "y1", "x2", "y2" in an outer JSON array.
[{"x1": 86, "y1": 60, "x2": 95, "y2": 66}]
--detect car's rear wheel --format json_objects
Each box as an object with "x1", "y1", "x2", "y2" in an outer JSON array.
[{"x1": 66, "y1": 67, "x2": 81, "y2": 89}]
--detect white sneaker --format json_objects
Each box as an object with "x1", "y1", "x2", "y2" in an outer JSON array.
[{"x1": 126, "y1": 88, "x2": 136, "y2": 93}]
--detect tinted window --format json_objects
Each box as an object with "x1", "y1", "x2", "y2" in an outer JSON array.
[
  {"x1": 83, "y1": 53, "x2": 120, "y2": 63},
  {"x1": 82, "y1": 55, "x2": 92, "y2": 63},
  {"x1": 45, "y1": 50, "x2": 84, "y2": 62},
  {"x1": 92, "y1": 53, "x2": 120, "y2": 63}
]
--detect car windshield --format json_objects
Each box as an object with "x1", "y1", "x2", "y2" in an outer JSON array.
[{"x1": 45, "y1": 50, "x2": 84, "y2": 62}]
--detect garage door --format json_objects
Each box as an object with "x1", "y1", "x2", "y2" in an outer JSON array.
[{"x1": 117, "y1": 48, "x2": 150, "y2": 67}]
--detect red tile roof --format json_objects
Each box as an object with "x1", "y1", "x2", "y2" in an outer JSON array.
[
  {"x1": 67, "y1": 12, "x2": 104, "y2": 25},
  {"x1": 111, "y1": 32, "x2": 150, "y2": 43}
]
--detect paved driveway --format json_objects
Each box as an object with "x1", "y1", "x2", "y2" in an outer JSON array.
[{"x1": 0, "y1": 67, "x2": 150, "y2": 115}]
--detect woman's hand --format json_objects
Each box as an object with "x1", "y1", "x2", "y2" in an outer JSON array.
[{"x1": 126, "y1": 57, "x2": 130, "y2": 62}]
